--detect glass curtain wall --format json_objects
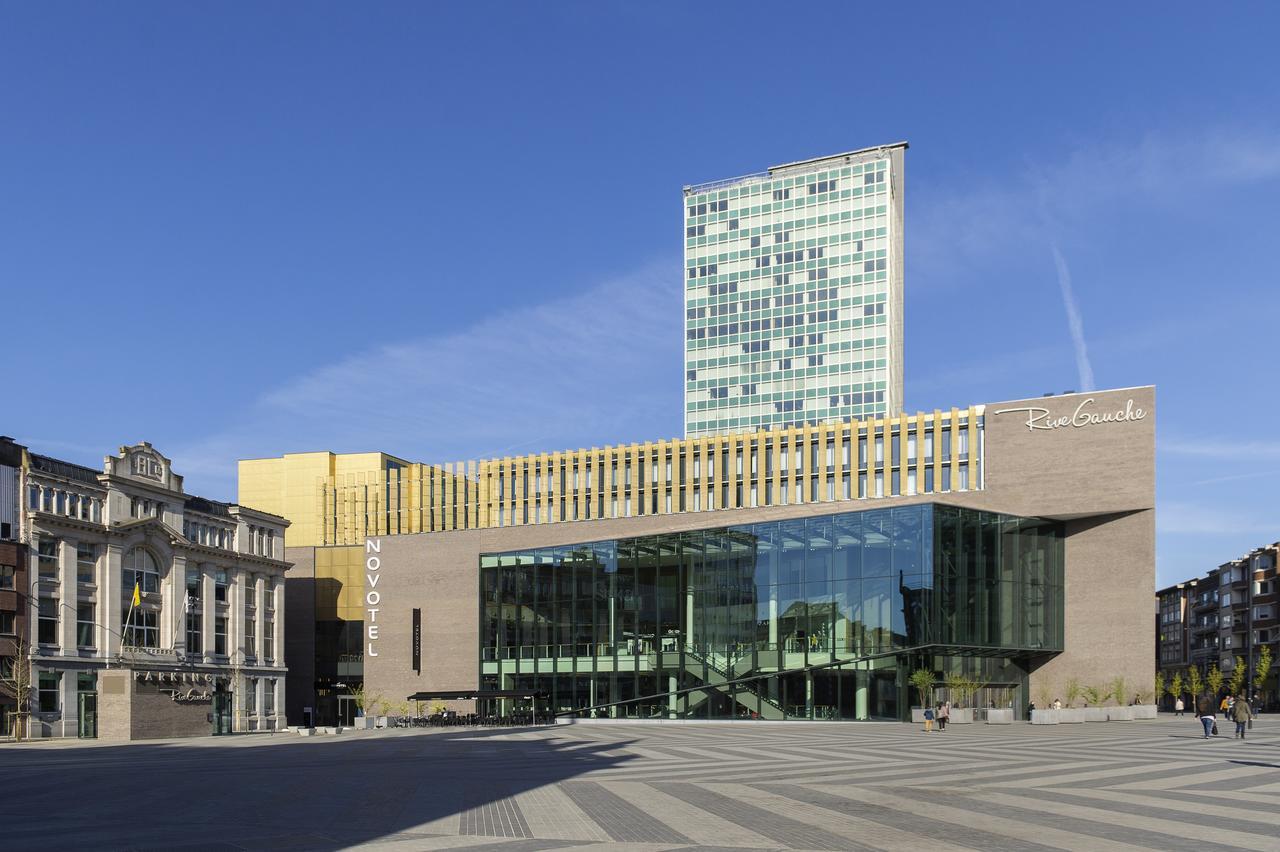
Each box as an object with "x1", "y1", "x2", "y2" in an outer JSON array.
[{"x1": 479, "y1": 503, "x2": 1062, "y2": 721}]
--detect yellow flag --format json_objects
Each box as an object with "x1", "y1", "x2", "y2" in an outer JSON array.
[{"x1": 132, "y1": 582, "x2": 141, "y2": 607}]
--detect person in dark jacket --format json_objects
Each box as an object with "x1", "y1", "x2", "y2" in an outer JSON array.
[
  {"x1": 1196, "y1": 693, "x2": 1217, "y2": 738},
  {"x1": 1231, "y1": 695, "x2": 1253, "y2": 739}
]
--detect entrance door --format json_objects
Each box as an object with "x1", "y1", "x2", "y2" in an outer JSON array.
[
  {"x1": 212, "y1": 692, "x2": 233, "y2": 735},
  {"x1": 77, "y1": 692, "x2": 97, "y2": 739},
  {"x1": 336, "y1": 695, "x2": 358, "y2": 726}
]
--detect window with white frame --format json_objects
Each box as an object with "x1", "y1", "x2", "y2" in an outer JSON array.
[
  {"x1": 38, "y1": 598, "x2": 57, "y2": 644},
  {"x1": 244, "y1": 616, "x2": 256, "y2": 659},
  {"x1": 264, "y1": 678, "x2": 276, "y2": 715},
  {"x1": 245, "y1": 677, "x2": 257, "y2": 714},
  {"x1": 38, "y1": 671, "x2": 60, "y2": 713},
  {"x1": 264, "y1": 620, "x2": 274, "y2": 662},
  {"x1": 76, "y1": 544, "x2": 96, "y2": 584},
  {"x1": 187, "y1": 611, "x2": 202, "y2": 655},
  {"x1": 123, "y1": 608, "x2": 158, "y2": 648},
  {"x1": 77, "y1": 603, "x2": 94, "y2": 647},
  {"x1": 36, "y1": 539, "x2": 58, "y2": 579},
  {"x1": 124, "y1": 548, "x2": 160, "y2": 595}
]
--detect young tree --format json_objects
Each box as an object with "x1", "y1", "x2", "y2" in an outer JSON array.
[
  {"x1": 1207, "y1": 664, "x2": 1223, "y2": 699},
  {"x1": 909, "y1": 668, "x2": 934, "y2": 708},
  {"x1": 1065, "y1": 678, "x2": 1082, "y2": 708},
  {"x1": 1170, "y1": 670, "x2": 1184, "y2": 705},
  {"x1": 1081, "y1": 684, "x2": 1103, "y2": 707},
  {"x1": 1253, "y1": 646, "x2": 1272, "y2": 698},
  {"x1": 1154, "y1": 671, "x2": 1166, "y2": 705},
  {"x1": 349, "y1": 685, "x2": 367, "y2": 716},
  {"x1": 1227, "y1": 656, "x2": 1246, "y2": 697},
  {"x1": 2, "y1": 637, "x2": 32, "y2": 741},
  {"x1": 1186, "y1": 665, "x2": 1203, "y2": 699},
  {"x1": 1109, "y1": 676, "x2": 1128, "y2": 706}
]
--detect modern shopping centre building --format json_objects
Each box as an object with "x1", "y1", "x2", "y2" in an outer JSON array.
[{"x1": 241, "y1": 386, "x2": 1154, "y2": 725}]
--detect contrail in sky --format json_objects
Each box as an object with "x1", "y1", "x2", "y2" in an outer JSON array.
[{"x1": 1051, "y1": 244, "x2": 1095, "y2": 392}]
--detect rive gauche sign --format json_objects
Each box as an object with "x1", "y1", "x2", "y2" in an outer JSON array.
[
  {"x1": 366, "y1": 538, "x2": 383, "y2": 657},
  {"x1": 993, "y1": 396, "x2": 1146, "y2": 432}
]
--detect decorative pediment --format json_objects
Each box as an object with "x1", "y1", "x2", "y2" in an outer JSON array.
[
  {"x1": 115, "y1": 514, "x2": 186, "y2": 546},
  {"x1": 105, "y1": 442, "x2": 184, "y2": 493}
]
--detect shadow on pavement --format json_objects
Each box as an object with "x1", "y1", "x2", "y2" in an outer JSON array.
[{"x1": 1, "y1": 727, "x2": 636, "y2": 850}]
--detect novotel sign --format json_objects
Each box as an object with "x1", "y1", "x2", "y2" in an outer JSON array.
[
  {"x1": 366, "y1": 538, "x2": 383, "y2": 658},
  {"x1": 993, "y1": 397, "x2": 1146, "y2": 432}
]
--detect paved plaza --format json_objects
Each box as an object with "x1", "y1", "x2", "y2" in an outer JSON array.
[{"x1": 3, "y1": 717, "x2": 1278, "y2": 851}]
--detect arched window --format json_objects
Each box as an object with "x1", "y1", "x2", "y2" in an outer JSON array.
[{"x1": 124, "y1": 548, "x2": 160, "y2": 595}]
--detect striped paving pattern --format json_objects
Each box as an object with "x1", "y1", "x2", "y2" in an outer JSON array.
[{"x1": 1, "y1": 717, "x2": 1276, "y2": 851}]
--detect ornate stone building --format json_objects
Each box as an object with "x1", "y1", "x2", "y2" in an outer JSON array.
[{"x1": 5, "y1": 438, "x2": 289, "y2": 738}]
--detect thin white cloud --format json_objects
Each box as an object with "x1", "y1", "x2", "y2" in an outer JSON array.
[
  {"x1": 170, "y1": 259, "x2": 684, "y2": 497},
  {"x1": 1191, "y1": 469, "x2": 1280, "y2": 486},
  {"x1": 912, "y1": 125, "x2": 1280, "y2": 290},
  {"x1": 1160, "y1": 439, "x2": 1280, "y2": 461},
  {"x1": 1050, "y1": 245, "x2": 1095, "y2": 393}
]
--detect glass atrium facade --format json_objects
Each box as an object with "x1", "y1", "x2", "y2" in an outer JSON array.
[
  {"x1": 480, "y1": 503, "x2": 1063, "y2": 721},
  {"x1": 685, "y1": 151, "x2": 897, "y2": 436}
]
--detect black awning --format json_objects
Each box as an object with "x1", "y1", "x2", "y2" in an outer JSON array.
[{"x1": 407, "y1": 690, "x2": 549, "y2": 701}]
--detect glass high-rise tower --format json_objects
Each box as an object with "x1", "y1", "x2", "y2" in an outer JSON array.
[{"x1": 684, "y1": 143, "x2": 906, "y2": 437}]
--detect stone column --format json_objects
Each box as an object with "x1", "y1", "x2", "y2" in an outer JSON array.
[
  {"x1": 202, "y1": 568, "x2": 216, "y2": 662},
  {"x1": 59, "y1": 666, "x2": 79, "y2": 738},
  {"x1": 102, "y1": 544, "x2": 123, "y2": 659},
  {"x1": 231, "y1": 569, "x2": 245, "y2": 663},
  {"x1": 58, "y1": 538, "x2": 77, "y2": 655},
  {"x1": 273, "y1": 580, "x2": 284, "y2": 668},
  {"x1": 167, "y1": 554, "x2": 186, "y2": 652},
  {"x1": 255, "y1": 575, "x2": 265, "y2": 665}
]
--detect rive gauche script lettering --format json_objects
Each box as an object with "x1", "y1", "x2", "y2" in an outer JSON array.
[
  {"x1": 994, "y1": 397, "x2": 1146, "y2": 432},
  {"x1": 366, "y1": 538, "x2": 382, "y2": 657}
]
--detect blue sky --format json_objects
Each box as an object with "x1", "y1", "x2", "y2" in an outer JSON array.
[{"x1": 3, "y1": 3, "x2": 1278, "y2": 587}]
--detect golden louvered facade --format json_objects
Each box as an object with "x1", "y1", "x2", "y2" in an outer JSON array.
[{"x1": 241, "y1": 408, "x2": 983, "y2": 548}]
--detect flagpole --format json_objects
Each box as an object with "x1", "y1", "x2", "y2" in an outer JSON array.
[{"x1": 122, "y1": 582, "x2": 140, "y2": 653}]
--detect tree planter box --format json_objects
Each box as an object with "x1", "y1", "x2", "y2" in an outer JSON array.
[
  {"x1": 297, "y1": 728, "x2": 316, "y2": 737},
  {"x1": 950, "y1": 708, "x2": 973, "y2": 724},
  {"x1": 1132, "y1": 705, "x2": 1157, "y2": 720},
  {"x1": 1083, "y1": 707, "x2": 1109, "y2": 722},
  {"x1": 986, "y1": 708, "x2": 1013, "y2": 724},
  {"x1": 1031, "y1": 709, "x2": 1060, "y2": 725},
  {"x1": 1059, "y1": 708, "x2": 1085, "y2": 723},
  {"x1": 353, "y1": 716, "x2": 375, "y2": 730},
  {"x1": 1108, "y1": 706, "x2": 1134, "y2": 721}
]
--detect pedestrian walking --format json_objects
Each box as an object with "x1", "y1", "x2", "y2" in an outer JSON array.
[
  {"x1": 938, "y1": 701, "x2": 950, "y2": 731},
  {"x1": 1174, "y1": 697, "x2": 1184, "y2": 717},
  {"x1": 923, "y1": 706, "x2": 935, "y2": 733},
  {"x1": 1231, "y1": 694, "x2": 1253, "y2": 740},
  {"x1": 1196, "y1": 693, "x2": 1217, "y2": 738}
]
